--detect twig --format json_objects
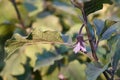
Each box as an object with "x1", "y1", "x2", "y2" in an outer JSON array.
[{"x1": 10, "y1": 0, "x2": 25, "y2": 29}]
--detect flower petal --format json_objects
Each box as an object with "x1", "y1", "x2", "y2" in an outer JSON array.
[
  {"x1": 73, "y1": 42, "x2": 80, "y2": 53},
  {"x1": 80, "y1": 45, "x2": 86, "y2": 52},
  {"x1": 58, "y1": 73, "x2": 65, "y2": 80}
]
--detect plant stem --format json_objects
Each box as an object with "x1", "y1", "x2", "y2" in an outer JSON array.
[
  {"x1": 10, "y1": 0, "x2": 25, "y2": 29},
  {"x1": 81, "y1": 8, "x2": 98, "y2": 61},
  {"x1": 106, "y1": 70, "x2": 113, "y2": 76},
  {"x1": 0, "y1": 42, "x2": 5, "y2": 62},
  {"x1": 103, "y1": 71, "x2": 111, "y2": 80},
  {"x1": 79, "y1": 24, "x2": 85, "y2": 34},
  {"x1": 111, "y1": 69, "x2": 115, "y2": 80}
]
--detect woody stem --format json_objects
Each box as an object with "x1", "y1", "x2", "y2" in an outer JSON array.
[{"x1": 81, "y1": 8, "x2": 98, "y2": 61}]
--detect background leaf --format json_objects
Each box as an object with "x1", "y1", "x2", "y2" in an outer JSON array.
[
  {"x1": 34, "y1": 51, "x2": 63, "y2": 71},
  {"x1": 93, "y1": 19, "x2": 105, "y2": 36},
  {"x1": 60, "y1": 60, "x2": 86, "y2": 80},
  {"x1": 0, "y1": 48, "x2": 26, "y2": 80},
  {"x1": 101, "y1": 22, "x2": 120, "y2": 40},
  {"x1": 86, "y1": 62, "x2": 108, "y2": 80},
  {"x1": 84, "y1": 0, "x2": 113, "y2": 15},
  {"x1": 111, "y1": 37, "x2": 120, "y2": 72},
  {"x1": 0, "y1": 0, "x2": 17, "y2": 23}
]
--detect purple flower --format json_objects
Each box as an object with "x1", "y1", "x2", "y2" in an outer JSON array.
[{"x1": 73, "y1": 35, "x2": 86, "y2": 53}]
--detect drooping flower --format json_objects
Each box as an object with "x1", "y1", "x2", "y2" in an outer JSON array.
[{"x1": 73, "y1": 35, "x2": 86, "y2": 53}]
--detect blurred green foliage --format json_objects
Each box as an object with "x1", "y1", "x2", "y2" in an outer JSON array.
[{"x1": 0, "y1": 0, "x2": 120, "y2": 80}]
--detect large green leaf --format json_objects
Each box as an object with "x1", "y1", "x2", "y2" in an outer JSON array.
[
  {"x1": 1, "y1": 34, "x2": 63, "y2": 80},
  {"x1": 1, "y1": 24, "x2": 64, "y2": 79},
  {"x1": 86, "y1": 62, "x2": 109, "y2": 80},
  {"x1": 0, "y1": 34, "x2": 28, "y2": 79}
]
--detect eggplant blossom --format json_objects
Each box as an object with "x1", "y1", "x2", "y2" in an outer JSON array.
[{"x1": 73, "y1": 35, "x2": 86, "y2": 53}]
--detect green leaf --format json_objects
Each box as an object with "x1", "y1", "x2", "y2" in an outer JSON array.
[
  {"x1": 0, "y1": 33, "x2": 28, "y2": 79},
  {"x1": 32, "y1": 26, "x2": 63, "y2": 43},
  {"x1": 23, "y1": 0, "x2": 43, "y2": 17},
  {"x1": 84, "y1": 0, "x2": 113, "y2": 15},
  {"x1": 96, "y1": 46, "x2": 107, "y2": 65},
  {"x1": 112, "y1": 38, "x2": 120, "y2": 71},
  {"x1": 55, "y1": 44, "x2": 69, "y2": 55},
  {"x1": 34, "y1": 13, "x2": 62, "y2": 32},
  {"x1": 60, "y1": 60, "x2": 86, "y2": 80},
  {"x1": 5, "y1": 34, "x2": 28, "y2": 59},
  {"x1": 71, "y1": 0, "x2": 113, "y2": 15},
  {"x1": 0, "y1": 19, "x2": 15, "y2": 71},
  {"x1": 0, "y1": 23, "x2": 15, "y2": 42},
  {"x1": 0, "y1": 48, "x2": 26, "y2": 80},
  {"x1": 41, "y1": 65, "x2": 59, "y2": 80},
  {"x1": 5, "y1": 26, "x2": 64, "y2": 71},
  {"x1": 107, "y1": 35, "x2": 120, "y2": 50},
  {"x1": 34, "y1": 50, "x2": 62, "y2": 71},
  {"x1": 101, "y1": 22, "x2": 120, "y2": 40},
  {"x1": 113, "y1": 0, "x2": 120, "y2": 6},
  {"x1": 0, "y1": 0, "x2": 17, "y2": 24},
  {"x1": 86, "y1": 62, "x2": 108, "y2": 80},
  {"x1": 104, "y1": 35, "x2": 120, "y2": 67},
  {"x1": 61, "y1": 34, "x2": 72, "y2": 44},
  {"x1": 93, "y1": 19, "x2": 105, "y2": 36},
  {"x1": 100, "y1": 19, "x2": 117, "y2": 35}
]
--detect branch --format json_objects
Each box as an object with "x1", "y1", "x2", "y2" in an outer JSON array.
[
  {"x1": 10, "y1": 0, "x2": 25, "y2": 29},
  {"x1": 81, "y1": 8, "x2": 98, "y2": 61}
]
